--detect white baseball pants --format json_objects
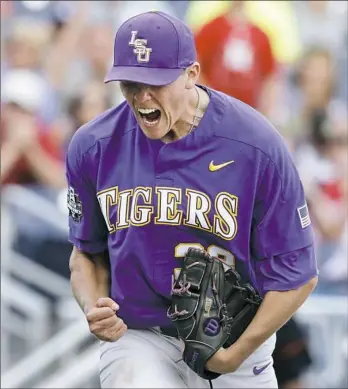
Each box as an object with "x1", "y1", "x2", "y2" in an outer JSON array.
[{"x1": 99, "y1": 328, "x2": 278, "y2": 388}]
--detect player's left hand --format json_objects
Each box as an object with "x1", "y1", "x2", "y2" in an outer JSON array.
[{"x1": 205, "y1": 347, "x2": 243, "y2": 374}]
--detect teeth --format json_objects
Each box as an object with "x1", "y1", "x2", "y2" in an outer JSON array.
[{"x1": 138, "y1": 108, "x2": 157, "y2": 114}]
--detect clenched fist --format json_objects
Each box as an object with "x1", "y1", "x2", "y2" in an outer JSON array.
[{"x1": 86, "y1": 297, "x2": 127, "y2": 342}]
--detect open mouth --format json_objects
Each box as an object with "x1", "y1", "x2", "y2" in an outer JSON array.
[{"x1": 137, "y1": 108, "x2": 161, "y2": 126}]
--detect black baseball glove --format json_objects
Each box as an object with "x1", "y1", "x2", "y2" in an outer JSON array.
[{"x1": 167, "y1": 247, "x2": 262, "y2": 380}]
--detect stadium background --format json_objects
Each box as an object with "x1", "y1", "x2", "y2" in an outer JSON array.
[{"x1": 1, "y1": 1, "x2": 347, "y2": 388}]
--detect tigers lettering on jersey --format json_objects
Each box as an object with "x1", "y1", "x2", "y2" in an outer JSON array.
[{"x1": 97, "y1": 186, "x2": 239, "y2": 240}]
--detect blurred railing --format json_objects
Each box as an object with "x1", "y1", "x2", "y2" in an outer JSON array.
[
  {"x1": 2, "y1": 252, "x2": 72, "y2": 298},
  {"x1": 1, "y1": 317, "x2": 95, "y2": 388},
  {"x1": 296, "y1": 294, "x2": 348, "y2": 388},
  {"x1": 1, "y1": 184, "x2": 69, "y2": 235},
  {"x1": 1, "y1": 184, "x2": 75, "y2": 379}
]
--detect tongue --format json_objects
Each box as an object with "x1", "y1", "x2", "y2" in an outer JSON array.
[{"x1": 144, "y1": 110, "x2": 160, "y2": 122}]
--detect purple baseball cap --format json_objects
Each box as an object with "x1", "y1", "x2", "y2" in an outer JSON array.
[{"x1": 104, "y1": 11, "x2": 197, "y2": 86}]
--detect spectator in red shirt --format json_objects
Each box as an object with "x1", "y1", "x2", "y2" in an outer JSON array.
[
  {"x1": 1, "y1": 69, "x2": 66, "y2": 189},
  {"x1": 195, "y1": 0, "x2": 277, "y2": 111}
]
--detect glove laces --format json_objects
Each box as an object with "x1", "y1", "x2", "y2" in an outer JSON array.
[
  {"x1": 167, "y1": 274, "x2": 192, "y2": 320},
  {"x1": 171, "y1": 274, "x2": 192, "y2": 296}
]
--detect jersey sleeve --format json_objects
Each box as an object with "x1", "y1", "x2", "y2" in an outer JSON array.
[
  {"x1": 66, "y1": 133, "x2": 108, "y2": 254},
  {"x1": 253, "y1": 244, "x2": 318, "y2": 295},
  {"x1": 251, "y1": 146, "x2": 318, "y2": 292}
]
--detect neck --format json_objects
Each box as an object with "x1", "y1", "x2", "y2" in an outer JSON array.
[{"x1": 161, "y1": 86, "x2": 209, "y2": 143}]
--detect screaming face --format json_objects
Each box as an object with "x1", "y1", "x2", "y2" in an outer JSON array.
[
  {"x1": 120, "y1": 79, "x2": 183, "y2": 141},
  {"x1": 119, "y1": 63, "x2": 201, "y2": 142}
]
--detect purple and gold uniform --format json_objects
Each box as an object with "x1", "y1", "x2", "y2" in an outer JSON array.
[
  {"x1": 66, "y1": 11, "x2": 318, "y2": 389},
  {"x1": 67, "y1": 86, "x2": 317, "y2": 329}
]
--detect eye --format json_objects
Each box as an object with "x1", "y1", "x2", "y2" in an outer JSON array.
[
  {"x1": 150, "y1": 85, "x2": 163, "y2": 91},
  {"x1": 120, "y1": 82, "x2": 163, "y2": 94},
  {"x1": 120, "y1": 81, "x2": 132, "y2": 87},
  {"x1": 120, "y1": 81, "x2": 137, "y2": 92}
]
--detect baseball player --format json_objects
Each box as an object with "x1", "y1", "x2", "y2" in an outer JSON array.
[{"x1": 67, "y1": 11, "x2": 318, "y2": 389}]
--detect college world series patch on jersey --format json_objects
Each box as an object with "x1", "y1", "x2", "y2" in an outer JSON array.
[
  {"x1": 297, "y1": 203, "x2": 311, "y2": 229},
  {"x1": 67, "y1": 186, "x2": 83, "y2": 222}
]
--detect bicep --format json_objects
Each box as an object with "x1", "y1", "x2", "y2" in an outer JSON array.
[
  {"x1": 69, "y1": 247, "x2": 110, "y2": 287},
  {"x1": 69, "y1": 246, "x2": 108, "y2": 271},
  {"x1": 253, "y1": 244, "x2": 318, "y2": 296}
]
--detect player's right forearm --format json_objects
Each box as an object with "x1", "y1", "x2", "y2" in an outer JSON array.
[{"x1": 69, "y1": 247, "x2": 110, "y2": 314}]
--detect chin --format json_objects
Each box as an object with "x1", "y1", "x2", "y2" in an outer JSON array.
[
  {"x1": 140, "y1": 127, "x2": 165, "y2": 140},
  {"x1": 139, "y1": 122, "x2": 169, "y2": 141}
]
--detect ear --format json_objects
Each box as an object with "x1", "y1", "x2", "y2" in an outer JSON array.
[{"x1": 185, "y1": 62, "x2": 201, "y2": 90}]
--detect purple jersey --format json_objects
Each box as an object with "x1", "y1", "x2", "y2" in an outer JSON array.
[{"x1": 66, "y1": 86, "x2": 318, "y2": 329}]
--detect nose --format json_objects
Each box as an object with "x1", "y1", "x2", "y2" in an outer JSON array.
[{"x1": 133, "y1": 85, "x2": 152, "y2": 104}]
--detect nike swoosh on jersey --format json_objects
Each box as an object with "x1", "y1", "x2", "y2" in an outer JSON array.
[
  {"x1": 208, "y1": 160, "x2": 235, "y2": 172},
  {"x1": 253, "y1": 362, "x2": 271, "y2": 375}
]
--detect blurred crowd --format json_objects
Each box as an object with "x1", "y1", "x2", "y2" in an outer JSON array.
[{"x1": 1, "y1": 0, "x2": 347, "y2": 387}]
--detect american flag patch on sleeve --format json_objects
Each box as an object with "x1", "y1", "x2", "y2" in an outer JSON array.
[{"x1": 297, "y1": 203, "x2": 311, "y2": 229}]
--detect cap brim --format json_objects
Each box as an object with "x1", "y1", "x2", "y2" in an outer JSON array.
[{"x1": 104, "y1": 66, "x2": 183, "y2": 86}]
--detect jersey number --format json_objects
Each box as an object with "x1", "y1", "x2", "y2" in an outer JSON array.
[{"x1": 173, "y1": 243, "x2": 235, "y2": 279}]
